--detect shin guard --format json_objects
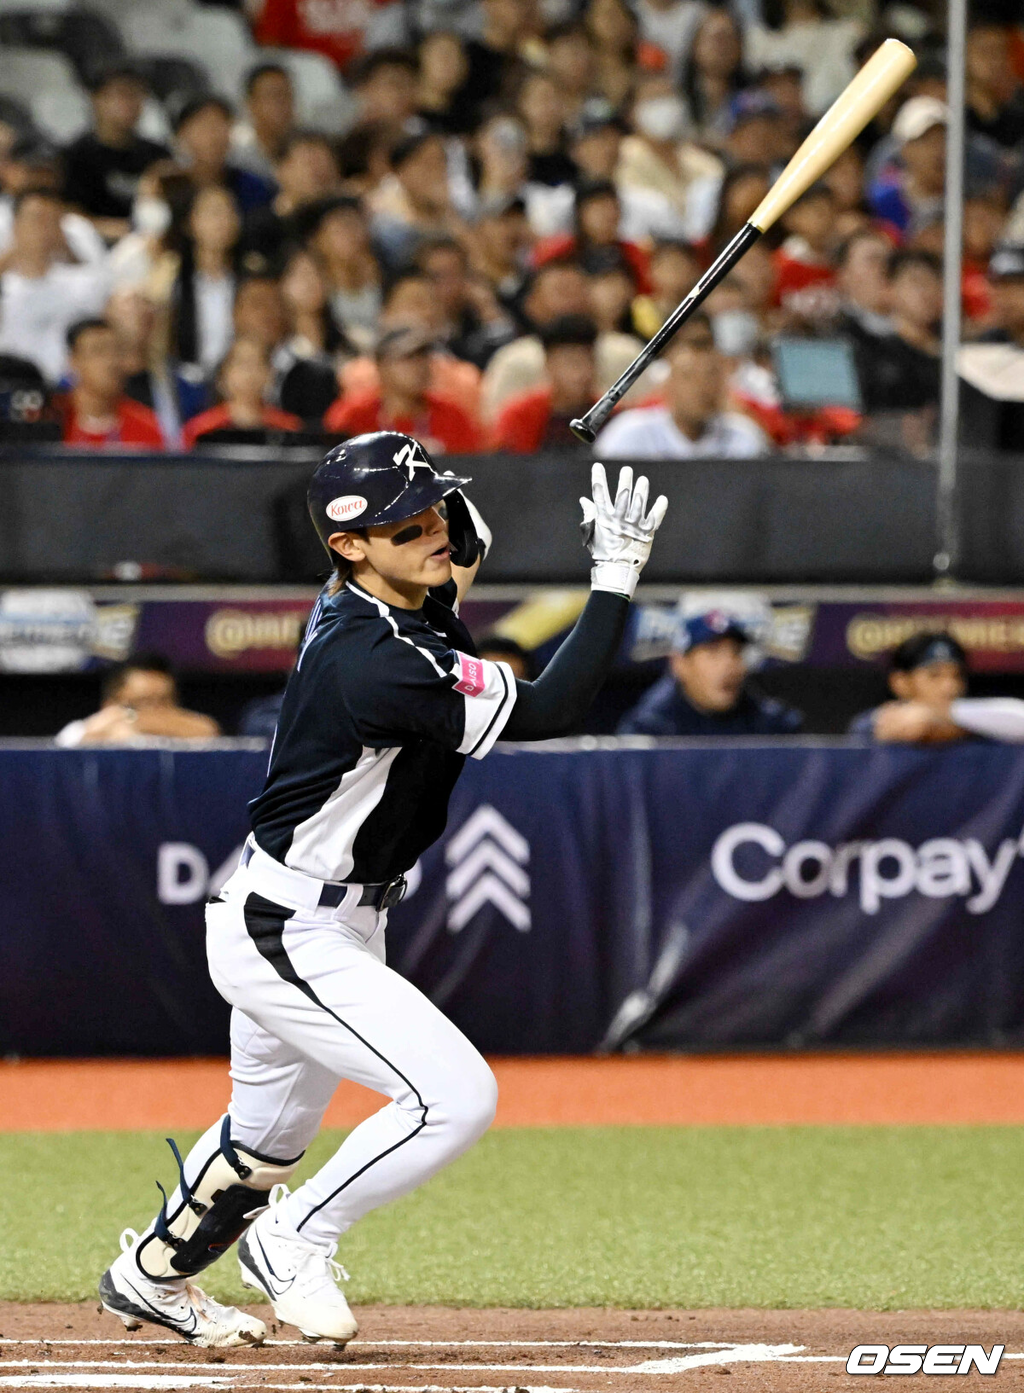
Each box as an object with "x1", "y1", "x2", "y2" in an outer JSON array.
[{"x1": 135, "y1": 1116, "x2": 301, "y2": 1280}]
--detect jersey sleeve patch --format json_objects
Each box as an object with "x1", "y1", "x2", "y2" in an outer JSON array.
[
  {"x1": 457, "y1": 658, "x2": 518, "y2": 760},
  {"x1": 453, "y1": 651, "x2": 487, "y2": 697}
]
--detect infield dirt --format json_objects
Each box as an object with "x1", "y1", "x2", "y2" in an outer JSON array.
[{"x1": 2, "y1": 1303, "x2": 1023, "y2": 1391}]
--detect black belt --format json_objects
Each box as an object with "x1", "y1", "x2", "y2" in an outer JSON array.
[
  {"x1": 240, "y1": 842, "x2": 406, "y2": 911},
  {"x1": 326, "y1": 876, "x2": 407, "y2": 911}
]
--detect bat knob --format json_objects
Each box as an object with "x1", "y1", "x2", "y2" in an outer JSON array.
[{"x1": 569, "y1": 418, "x2": 596, "y2": 444}]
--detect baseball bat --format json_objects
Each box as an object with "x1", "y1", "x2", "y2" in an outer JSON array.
[{"x1": 569, "y1": 37, "x2": 917, "y2": 444}]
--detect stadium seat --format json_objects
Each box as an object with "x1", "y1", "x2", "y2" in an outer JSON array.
[
  {"x1": 117, "y1": 4, "x2": 257, "y2": 102},
  {"x1": 0, "y1": 0, "x2": 69, "y2": 12},
  {"x1": 0, "y1": 48, "x2": 90, "y2": 139},
  {"x1": 134, "y1": 54, "x2": 210, "y2": 108},
  {"x1": 0, "y1": 7, "x2": 125, "y2": 86},
  {"x1": 254, "y1": 47, "x2": 356, "y2": 133},
  {"x1": 83, "y1": 0, "x2": 189, "y2": 21},
  {"x1": 0, "y1": 92, "x2": 33, "y2": 136}
]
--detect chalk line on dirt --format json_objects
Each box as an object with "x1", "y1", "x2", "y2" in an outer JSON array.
[{"x1": 0, "y1": 1340, "x2": 745, "y2": 1350}]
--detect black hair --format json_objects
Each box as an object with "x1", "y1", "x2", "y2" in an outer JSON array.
[
  {"x1": 890, "y1": 631, "x2": 967, "y2": 673},
  {"x1": 335, "y1": 120, "x2": 398, "y2": 182},
  {"x1": 12, "y1": 184, "x2": 63, "y2": 215},
  {"x1": 760, "y1": 0, "x2": 828, "y2": 30},
  {"x1": 278, "y1": 127, "x2": 337, "y2": 162},
  {"x1": 545, "y1": 19, "x2": 592, "y2": 44},
  {"x1": 575, "y1": 177, "x2": 619, "y2": 208},
  {"x1": 173, "y1": 94, "x2": 234, "y2": 134},
  {"x1": 789, "y1": 181, "x2": 834, "y2": 208},
  {"x1": 414, "y1": 235, "x2": 468, "y2": 269},
  {"x1": 86, "y1": 61, "x2": 147, "y2": 95},
  {"x1": 298, "y1": 193, "x2": 365, "y2": 243},
  {"x1": 707, "y1": 162, "x2": 772, "y2": 253},
  {"x1": 540, "y1": 313, "x2": 598, "y2": 349},
  {"x1": 169, "y1": 184, "x2": 243, "y2": 365},
  {"x1": 833, "y1": 226, "x2": 890, "y2": 269},
  {"x1": 888, "y1": 248, "x2": 942, "y2": 281},
  {"x1": 651, "y1": 236, "x2": 698, "y2": 257},
  {"x1": 382, "y1": 269, "x2": 432, "y2": 306},
  {"x1": 245, "y1": 61, "x2": 291, "y2": 96},
  {"x1": 278, "y1": 244, "x2": 353, "y2": 356},
  {"x1": 102, "y1": 652, "x2": 175, "y2": 703},
  {"x1": 349, "y1": 46, "x2": 418, "y2": 86},
  {"x1": 66, "y1": 317, "x2": 111, "y2": 352},
  {"x1": 390, "y1": 129, "x2": 442, "y2": 171},
  {"x1": 681, "y1": 9, "x2": 749, "y2": 126}
]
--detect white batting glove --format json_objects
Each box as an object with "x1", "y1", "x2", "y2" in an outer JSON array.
[{"x1": 579, "y1": 462, "x2": 668, "y2": 600}]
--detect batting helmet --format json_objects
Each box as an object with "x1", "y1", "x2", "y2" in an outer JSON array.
[{"x1": 307, "y1": 431, "x2": 471, "y2": 554}]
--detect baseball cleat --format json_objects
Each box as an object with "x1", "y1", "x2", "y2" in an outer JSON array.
[
  {"x1": 238, "y1": 1186, "x2": 358, "y2": 1346},
  {"x1": 99, "y1": 1229, "x2": 266, "y2": 1348}
]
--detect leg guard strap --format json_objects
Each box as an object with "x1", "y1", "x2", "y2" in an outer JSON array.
[{"x1": 136, "y1": 1118, "x2": 301, "y2": 1280}]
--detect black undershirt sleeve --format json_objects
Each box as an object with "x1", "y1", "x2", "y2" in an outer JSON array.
[{"x1": 502, "y1": 590, "x2": 629, "y2": 741}]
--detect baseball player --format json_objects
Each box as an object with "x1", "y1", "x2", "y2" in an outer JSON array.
[{"x1": 98, "y1": 431, "x2": 667, "y2": 1348}]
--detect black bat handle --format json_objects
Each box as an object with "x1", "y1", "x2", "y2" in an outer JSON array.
[{"x1": 570, "y1": 222, "x2": 762, "y2": 445}]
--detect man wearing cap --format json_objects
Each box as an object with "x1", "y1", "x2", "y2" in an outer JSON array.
[
  {"x1": 850, "y1": 631, "x2": 1024, "y2": 743},
  {"x1": 618, "y1": 606, "x2": 803, "y2": 736},
  {"x1": 868, "y1": 96, "x2": 947, "y2": 238},
  {"x1": 324, "y1": 325, "x2": 482, "y2": 454},
  {"x1": 982, "y1": 245, "x2": 1024, "y2": 350}
]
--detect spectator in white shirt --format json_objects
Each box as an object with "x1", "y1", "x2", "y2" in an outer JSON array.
[
  {"x1": 0, "y1": 137, "x2": 106, "y2": 266},
  {"x1": 0, "y1": 187, "x2": 109, "y2": 383},
  {"x1": 594, "y1": 311, "x2": 769, "y2": 459}
]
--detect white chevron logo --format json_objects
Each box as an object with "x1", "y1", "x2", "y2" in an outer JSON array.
[{"x1": 445, "y1": 805, "x2": 531, "y2": 933}]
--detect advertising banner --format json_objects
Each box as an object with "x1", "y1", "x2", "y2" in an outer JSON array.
[
  {"x1": 5, "y1": 587, "x2": 1024, "y2": 677},
  {"x1": 1, "y1": 743, "x2": 1023, "y2": 1056}
]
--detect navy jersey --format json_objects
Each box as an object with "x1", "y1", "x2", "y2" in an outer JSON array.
[
  {"x1": 249, "y1": 578, "x2": 517, "y2": 883},
  {"x1": 617, "y1": 674, "x2": 803, "y2": 737}
]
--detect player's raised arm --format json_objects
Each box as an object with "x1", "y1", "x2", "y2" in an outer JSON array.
[{"x1": 503, "y1": 463, "x2": 667, "y2": 740}]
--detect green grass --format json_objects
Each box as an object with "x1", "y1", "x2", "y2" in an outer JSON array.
[{"x1": 3, "y1": 1126, "x2": 1023, "y2": 1309}]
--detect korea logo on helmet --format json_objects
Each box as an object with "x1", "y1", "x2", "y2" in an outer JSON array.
[{"x1": 325, "y1": 495, "x2": 368, "y2": 523}]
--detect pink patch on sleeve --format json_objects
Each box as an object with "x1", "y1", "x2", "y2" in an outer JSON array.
[{"x1": 453, "y1": 651, "x2": 486, "y2": 697}]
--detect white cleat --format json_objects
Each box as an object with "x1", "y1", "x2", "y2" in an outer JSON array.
[
  {"x1": 237, "y1": 1186, "x2": 358, "y2": 1346},
  {"x1": 99, "y1": 1229, "x2": 266, "y2": 1348}
]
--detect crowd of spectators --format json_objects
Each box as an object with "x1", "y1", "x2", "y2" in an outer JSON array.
[{"x1": 0, "y1": 0, "x2": 1023, "y2": 457}]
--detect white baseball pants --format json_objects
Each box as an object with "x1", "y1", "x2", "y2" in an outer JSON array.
[{"x1": 175, "y1": 861, "x2": 496, "y2": 1251}]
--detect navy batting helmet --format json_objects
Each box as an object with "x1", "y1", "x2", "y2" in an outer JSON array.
[{"x1": 307, "y1": 431, "x2": 471, "y2": 555}]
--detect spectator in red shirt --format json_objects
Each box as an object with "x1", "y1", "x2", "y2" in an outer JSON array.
[
  {"x1": 254, "y1": 0, "x2": 406, "y2": 75},
  {"x1": 61, "y1": 318, "x2": 165, "y2": 448},
  {"x1": 324, "y1": 324, "x2": 482, "y2": 454},
  {"x1": 533, "y1": 180, "x2": 652, "y2": 293},
  {"x1": 183, "y1": 336, "x2": 302, "y2": 447},
  {"x1": 493, "y1": 314, "x2": 597, "y2": 452},
  {"x1": 771, "y1": 182, "x2": 837, "y2": 308}
]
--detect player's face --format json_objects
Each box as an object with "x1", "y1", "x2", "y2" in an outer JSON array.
[
  {"x1": 671, "y1": 637, "x2": 746, "y2": 713},
  {"x1": 890, "y1": 660, "x2": 966, "y2": 706},
  {"x1": 332, "y1": 504, "x2": 452, "y2": 601}
]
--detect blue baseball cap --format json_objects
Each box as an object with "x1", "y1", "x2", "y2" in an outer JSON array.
[{"x1": 673, "y1": 608, "x2": 750, "y2": 654}]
